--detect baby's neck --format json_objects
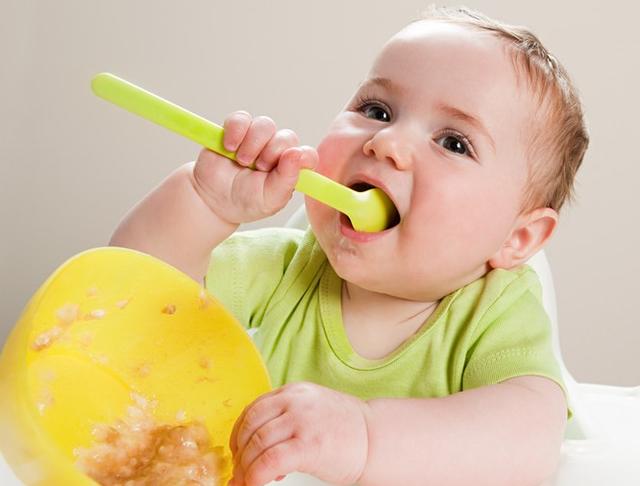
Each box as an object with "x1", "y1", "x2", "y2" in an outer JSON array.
[{"x1": 340, "y1": 281, "x2": 439, "y2": 360}]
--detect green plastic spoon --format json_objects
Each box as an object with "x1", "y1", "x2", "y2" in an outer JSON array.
[{"x1": 91, "y1": 73, "x2": 397, "y2": 233}]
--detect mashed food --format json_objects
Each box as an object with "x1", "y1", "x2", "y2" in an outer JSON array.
[{"x1": 75, "y1": 394, "x2": 225, "y2": 486}]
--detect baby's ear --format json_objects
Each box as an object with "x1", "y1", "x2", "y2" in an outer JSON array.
[{"x1": 488, "y1": 207, "x2": 558, "y2": 269}]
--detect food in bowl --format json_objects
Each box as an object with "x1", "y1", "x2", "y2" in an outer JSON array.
[{"x1": 75, "y1": 393, "x2": 225, "y2": 486}]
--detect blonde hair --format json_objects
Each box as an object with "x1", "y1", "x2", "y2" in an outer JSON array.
[{"x1": 420, "y1": 5, "x2": 589, "y2": 212}]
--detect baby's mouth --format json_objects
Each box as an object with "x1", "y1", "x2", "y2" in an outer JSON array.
[
  {"x1": 350, "y1": 181, "x2": 376, "y2": 192},
  {"x1": 345, "y1": 182, "x2": 401, "y2": 231}
]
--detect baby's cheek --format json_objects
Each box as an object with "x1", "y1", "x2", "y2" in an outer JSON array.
[
  {"x1": 305, "y1": 198, "x2": 331, "y2": 229},
  {"x1": 315, "y1": 124, "x2": 360, "y2": 178},
  {"x1": 315, "y1": 145, "x2": 340, "y2": 179}
]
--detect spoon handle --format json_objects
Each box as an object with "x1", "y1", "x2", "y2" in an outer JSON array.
[
  {"x1": 92, "y1": 73, "x2": 235, "y2": 159},
  {"x1": 295, "y1": 170, "x2": 357, "y2": 214},
  {"x1": 91, "y1": 72, "x2": 350, "y2": 210}
]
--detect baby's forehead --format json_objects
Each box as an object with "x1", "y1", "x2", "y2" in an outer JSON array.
[
  {"x1": 386, "y1": 20, "x2": 510, "y2": 66},
  {"x1": 372, "y1": 20, "x2": 537, "y2": 112},
  {"x1": 395, "y1": 19, "x2": 482, "y2": 38}
]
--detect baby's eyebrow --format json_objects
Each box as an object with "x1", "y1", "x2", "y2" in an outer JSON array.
[
  {"x1": 360, "y1": 76, "x2": 402, "y2": 94},
  {"x1": 435, "y1": 103, "x2": 496, "y2": 153}
]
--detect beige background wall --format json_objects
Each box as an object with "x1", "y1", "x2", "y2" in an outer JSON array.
[{"x1": 2, "y1": 0, "x2": 638, "y2": 385}]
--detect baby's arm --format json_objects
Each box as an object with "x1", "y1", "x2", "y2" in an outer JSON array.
[
  {"x1": 360, "y1": 375, "x2": 567, "y2": 486},
  {"x1": 229, "y1": 376, "x2": 566, "y2": 486},
  {"x1": 109, "y1": 112, "x2": 317, "y2": 282}
]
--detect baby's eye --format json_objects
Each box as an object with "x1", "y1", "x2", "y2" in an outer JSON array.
[
  {"x1": 439, "y1": 135, "x2": 467, "y2": 155},
  {"x1": 434, "y1": 132, "x2": 472, "y2": 157},
  {"x1": 359, "y1": 102, "x2": 391, "y2": 122}
]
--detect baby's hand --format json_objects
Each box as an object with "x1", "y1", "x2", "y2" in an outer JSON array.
[
  {"x1": 193, "y1": 111, "x2": 317, "y2": 225},
  {"x1": 228, "y1": 382, "x2": 370, "y2": 486}
]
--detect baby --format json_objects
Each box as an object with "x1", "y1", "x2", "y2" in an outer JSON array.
[{"x1": 110, "y1": 6, "x2": 588, "y2": 486}]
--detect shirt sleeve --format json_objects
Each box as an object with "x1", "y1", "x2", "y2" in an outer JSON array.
[
  {"x1": 462, "y1": 267, "x2": 567, "y2": 398},
  {"x1": 204, "y1": 228, "x2": 305, "y2": 329}
]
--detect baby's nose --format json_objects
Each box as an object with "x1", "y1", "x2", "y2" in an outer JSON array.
[{"x1": 362, "y1": 131, "x2": 413, "y2": 170}]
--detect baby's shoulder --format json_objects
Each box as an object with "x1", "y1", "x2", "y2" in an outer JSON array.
[
  {"x1": 449, "y1": 265, "x2": 544, "y2": 327},
  {"x1": 468, "y1": 264, "x2": 541, "y2": 301},
  {"x1": 219, "y1": 226, "x2": 325, "y2": 277}
]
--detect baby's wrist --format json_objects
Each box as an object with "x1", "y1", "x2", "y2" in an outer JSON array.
[
  {"x1": 355, "y1": 399, "x2": 400, "y2": 486},
  {"x1": 352, "y1": 399, "x2": 374, "y2": 486},
  {"x1": 187, "y1": 163, "x2": 239, "y2": 227}
]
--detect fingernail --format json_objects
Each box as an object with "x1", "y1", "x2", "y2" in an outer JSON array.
[
  {"x1": 224, "y1": 139, "x2": 238, "y2": 152},
  {"x1": 255, "y1": 159, "x2": 268, "y2": 171}
]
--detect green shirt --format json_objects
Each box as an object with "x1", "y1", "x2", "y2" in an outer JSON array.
[{"x1": 206, "y1": 227, "x2": 565, "y2": 401}]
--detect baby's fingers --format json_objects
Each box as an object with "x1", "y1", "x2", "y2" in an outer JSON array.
[
  {"x1": 265, "y1": 145, "x2": 318, "y2": 192},
  {"x1": 230, "y1": 391, "x2": 277, "y2": 457},
  {"x1": 254, "y1": 129, "x2": 299, "y2": 172},
  {"x1": 241, "y1": 440, "x2": 302, "y2": 486},
  {"x1": 237, "y1": 413, "x2": 294, "y2": 473},
  {"x1": 235, "y1": 115, "x2": 277, "y2": 168},
  {"x1": 223, "y1": 111, "x2": 252, "y2": 153},
  {"x1": 263, "y1": 146, "x2": 318, "y2": 209}
]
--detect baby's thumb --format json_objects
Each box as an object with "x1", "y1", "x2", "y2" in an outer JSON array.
[{"x1": 264, "y1": 146, "x2": 318, "y2": 209}]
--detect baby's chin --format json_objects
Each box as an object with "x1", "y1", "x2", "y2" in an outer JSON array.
[
  {"x1": 339, "y1": 272, "x2": 441, "y2": 303},
  {"x1": 331, "y1": 252, "x2": 459, "y2": 302},
  {"x1": 325, "y1": 247, "x2": 404, "y2": 296}
]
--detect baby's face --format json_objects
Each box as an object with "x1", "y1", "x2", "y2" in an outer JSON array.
[{"x1": 306, "y1": 20, "x2": 536, "y2": 301}]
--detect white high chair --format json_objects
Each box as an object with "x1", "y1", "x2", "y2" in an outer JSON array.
[{"x1": 1, "y1": 206, "x2": 638, "y2": 486}]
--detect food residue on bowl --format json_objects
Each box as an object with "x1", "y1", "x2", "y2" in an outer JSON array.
[
  {"x1": 198, "y1": 357, "x2": 211, "y2": 370},
  {"x1": 31, "y1": 295, "x2": 126, "y2": 351},
  {"x1": 161, "y1": 304, "x2": 176, "y2": 315},
  {"x1": 31, "y1": 326, "x2": 64, "y2": 351},
  {"x1": 115, "y1": 299, "x2": 131, "y2": 309},
  {"x1": 56, "y1": 303, "x2": 80, "y2": 325},
  {"x1": 198, "y1": 289, "x2": 215, "y2": 309}
]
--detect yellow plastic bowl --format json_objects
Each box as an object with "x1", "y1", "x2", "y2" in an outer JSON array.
[{"x1": 0, "y1": 247, "x2": 271, "y2": 485}]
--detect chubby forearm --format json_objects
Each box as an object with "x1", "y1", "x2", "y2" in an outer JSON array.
[
  {"x1": 109, "y1": 161, "x2": 237, "y2": 282},
  {"x1": 358, "y1": 376, "x2": 567, "y2": 486}
]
